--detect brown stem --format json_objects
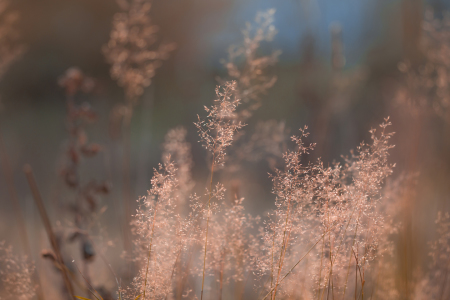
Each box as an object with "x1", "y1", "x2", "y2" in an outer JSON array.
[
  {"x1": 272, "y1": 196, "x2": 292, "y2": 300},
  {"x1": 177, "y1": 247, "x2": 195, "y2": 300},
  {"x1": 142, "y1": 193, "x2": 162, "y2": 300},
  {"x1": 438, "y1": 254, "x2": 450, "y2": 300},
  {"x1": 261, "y1": 226, "x2": 335, "y2": 300},
  {"x1": 355, "y1": 259, "x2": 357, "y2": 300},
  {"x1": 24, "y1": 165, "x2": 75, "y2": 299},
  {"x1": 0, "y1": 125, "x2": 48, "y2": 300},
  {"x1": 201, "y1": 152, "x2": 216, "y2": 300},
  {"x1": 343, "y1": 209, "x2": 362, "y2": 300},
  {"x1": 270, "y1": 230, "x2": 276, "y2": 300},
  {"x1": 164, "y1": 247, "x2": 182, "y2": 300},
  {"x1": 219, "y1": 250, "x2": 225, "y2": 300},
  {"x1": 238, "y1": 269, "x2": 251, "y2": 300},
  {"x1": 317, "y1": 235, "x2": 325, "y2": 300},
  {"x1": 0, "y1": 128, "x2": 31, "y2": 258}
]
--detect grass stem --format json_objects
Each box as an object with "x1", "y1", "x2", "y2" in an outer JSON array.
[{"x1": 24, "y1": 164, "x2": 75, "y2": 299}]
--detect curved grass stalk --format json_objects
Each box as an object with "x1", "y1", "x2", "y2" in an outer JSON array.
[
  {"x1": 142, "y1": 200, "x2": 161, "y2": 300},
  {"x1": 164, "y1": 248, "x2": 182, "y2": 300},
  {"x1": 261, "y1": 224, "x2": 337, "y2": 300},
  {"x1": 317, "y1": 235, "x2": 325, "y2": 300},
  {"x1": 270, "y1": 230, "x2": 276, "y2": 299},
  {"x1": 24, "y1": 165, "x2": 75, "y2": 299},
  {"x1": 319, "y1": 204, "x2": 359, "y2": 300},
  {"x1": 272, "y1": 196, "x2": 292, "y2": 299},
  {"x1": 201, "y1": 153, "x2": 216, "y2": 300},
  {"x1": 342, "y1": 214, "x2": 361, "y2": 300}
]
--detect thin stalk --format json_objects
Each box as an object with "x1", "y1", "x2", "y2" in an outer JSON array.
[
  {"x1": 351, "y1": 248, "x2": 364, "y2": 300},
  {"x1": 0, "y1": 128, "x2": 31, "y2": 260},
  {"x1": 272, "y1": 195, "x2": 292, "y2": 300},
  {"x1": 343, "y1": 208, "x2": 362, "y2": 299},
  {"x1": 86, "y1": 235, "x2": 124, "y2": 299},
  {"x1": 318, "y1": 202, "x2": 333, "y2": 300},
  {"x1": 319, "y1": 201, "x2": 332, "y2": 300},
  {"x1": 317, "y1": 235, "x2": 325, "y2": 300},
  {"x1": 73, "y1": 262, "x2": 104, "y2": 300},
  {"x1": 438, "y1": 254, "x2": 450, "y2": 300},
  {"x1": 327, "y1": 203, "x2": 333, "y2": 300},
  {"x1": 142, "y1": 198, "x2": 161, "y2": 300},
  {"x1": 355, "y1": 260, "x2": 357, "y2": 300},
  {"x1": 164, "y1": 247, "x2": 182, "y2": 300},
  {"x1": 201, "y1": 152, "x2": 216, "y2": 300},
  {"x1": 320, "y1": 204, "x2": 359, "y2": 300},
  {"x1": 238, "y1": 269, "x2": 251, "y2": 300},
  {"x1": 24, "y1": 165, "x2": 75, "y2": 299},
  {"x1": 66, "y1": 95, "x2": 94, "y2": 295},
  {"x1": 62, "y1": 263, "x2": 91, "y2": 294},
  {"x1": 273, "y1": 226, "x2": 292, "y2": 300},
  {"x1": 326, "y1": 275, "x2": 331, "y2": 300},
  {"x1": 270, "y1": 230, "x2": 276, "y2": 300},
  {"x1": 0, "y1": 127, "x2": 45, "y2": 300},
  {"x1": 261, "y1": 225, "x2": 337, "y2": 300},
  {"x1": 177, "y1": 247, "x2": 195, "y2": 300},
  {"x1": 219, "y1": 250, "x2": 225, "y2": 300}
]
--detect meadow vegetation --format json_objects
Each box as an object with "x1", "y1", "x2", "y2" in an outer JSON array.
[{"x1": 1, "y1": 1, "x2": 450, "y2": 300}]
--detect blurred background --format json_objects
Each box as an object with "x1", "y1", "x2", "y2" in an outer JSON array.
[{"x1": 1, "y1": 0, "x2": 450, "y2": 297}]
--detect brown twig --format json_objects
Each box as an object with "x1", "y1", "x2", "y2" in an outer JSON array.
[
  {"x1": 201, "y1": 152, "x2": 216, "y2": 300},
  {"x1": 0, "y1": 128, "x2": 45, "y2": 300},
  {"x1": 261, "y1": 225, "x2": 337, "y2": 300},
  {"x1": 24, "y1": 164, "x2": 75, "y2": 299},
  {"x1": 0, "y1": 128, "x2": 30, "y2": 258}
]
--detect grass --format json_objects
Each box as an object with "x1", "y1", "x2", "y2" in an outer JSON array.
[{"x1": 1, "y1": 1, "x2": 450, "y2": 300}]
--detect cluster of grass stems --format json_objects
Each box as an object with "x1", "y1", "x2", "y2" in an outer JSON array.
[{"x1": 2, "y1": 1, "x2": 450, "y2": 300}]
